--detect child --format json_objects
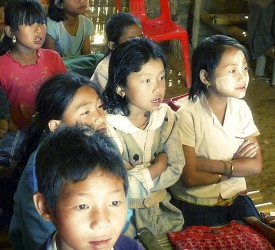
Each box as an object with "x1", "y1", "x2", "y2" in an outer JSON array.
[
  {"x1": 34, "y1": 125, "x2": 144, "y2": 250},
  {"x1": 0, "y1": 0, "x2": 66, "y2": 131},
  {"x1": 44, "y1": 0, "x2": 92, "y2": 58},
  {"x1": 169, "y1": 35, "x2": 262, "y2": 227},
  {"x1": 102, "y1": 37, "x2": 184, "y2": 237},
  {"x1": 9, "y1": 73, "x2": 106, "y2": 250},
  {"x1": 91, "y1": 12, "x2": 143, "y2": 90}
]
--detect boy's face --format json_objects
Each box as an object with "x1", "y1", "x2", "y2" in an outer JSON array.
[{"x1": 51, "y1": 169, "x2": 127, "y2": 250}]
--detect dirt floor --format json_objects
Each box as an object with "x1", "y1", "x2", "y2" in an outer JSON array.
[{"x1": 165, "y1": 53, "x2": 275, "y2": 207}]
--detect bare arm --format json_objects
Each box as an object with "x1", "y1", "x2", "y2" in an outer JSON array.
[
  {"x1": 195, "y1": 137, "x2": 262, "y2": 176},
  {"x1": 181, "y1": 145, "x2": 226, "y2": 187},
  {"x1": 81, "y1": 36, "x2": 91, "y2": 55}
]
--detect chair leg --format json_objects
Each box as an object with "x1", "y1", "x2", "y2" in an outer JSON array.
[{"x1": 180, "y1": 37, "x2": 191, "y2": 88}]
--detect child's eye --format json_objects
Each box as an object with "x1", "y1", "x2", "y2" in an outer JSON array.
[
  {"x1": 76, "y1": 204, "x2": 89, "y2": 210},
  {"x1": 229, "y1": 69, "x2": 236, "y2": 73},
  {"x1": 98, "y1": 103, "x2": 104, "y2": 109},
  {"x1": 81, "y1": 110, "x2": 89, "y2": 115},
  {"x1": 160, "y1": 75, "x2": 166, "y2": 81},
  {"x1": 142, "y1": 79, "x2": 150, "y2": 84},
  {"x1": 110, "y1": 201, "x2": 123, "y2": 207},
  {"x1": 244, "y1": 66, "x2": 249, "y2": 71}
]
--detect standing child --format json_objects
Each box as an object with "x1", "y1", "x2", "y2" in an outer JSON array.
[
  {"x1": 170, "y1": 35, "x2": 262, "y2": 227},
  {"x1": 9, "y1": 73, "x2": 107, "y2": 250},
  {"x1": 103, "y1": 37, "x2": 184, "y2": 237},
  {"x1": 0, "y1": 0, "x2": 66, "y2": 131},
  {"x1": 44, "y1": 0, "x2": 92, "y2": 58},
  {"x1": 34, "y1": 126, "x2": 144, "y2": 250},
  {"x1": 91, "y1": 12, "x2": 143, "y2": 90}
]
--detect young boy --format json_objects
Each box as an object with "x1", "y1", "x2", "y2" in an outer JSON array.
[{"x1": 33, "y1": 126, "x2": 144, "y2": 250}]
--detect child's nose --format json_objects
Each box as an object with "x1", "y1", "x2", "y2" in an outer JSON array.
[
  {"x1": 90, "y1": 209, "x2": 110, "y2": 230},
  {"x1": 93, "y1": 110, "x2": 106, "y2": 130}
]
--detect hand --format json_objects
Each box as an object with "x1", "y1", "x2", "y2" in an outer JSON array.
[
  {"x1": 233, "y1": 139, "x2": 258, "y2": 159},
  {"x1": 153, "y1": 152, "x2": 168, "y2": 172},
  {"x1": 124, "y1": 161, "x2": 134, "y2": 170}
]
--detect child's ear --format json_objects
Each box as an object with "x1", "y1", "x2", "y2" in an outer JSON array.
[
  {"x1": 4, "y1": 26, "x2": 13, "y2": 38},
  {"x1": 33, "y1": 192, "x2": 53, "y2": 222},
  {"x1": 199, "y1": 69, "x2": 211, "y2": 87},
  {"x1": 48, "y1": 119, "x2": 61, "y2": 132},
  {"x1": 107, "y1": 41, "x2": 115, "y2": 50},
  {"x1": 54, "y1": 0, "x2": 63, "y2": 9}
]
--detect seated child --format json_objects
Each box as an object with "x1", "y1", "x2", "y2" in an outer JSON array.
[
  {"x1": 44, "y1": 0, "x2": 92, "y2": 58},
  {"x1": 91, "y1": 12, "x2": 143, "y2": 90},
  {"x1": 9, "y1": 73, "x2": 106, "y2": 250},
  {"x1": 33, "y1": 125, "x2": 144, "y2": 250}
]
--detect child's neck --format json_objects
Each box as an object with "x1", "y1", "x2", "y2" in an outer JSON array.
[
  {"x1": 62, "y1": 15, "x2": 80, "y2": 36},
  {"x1": 9, "y1": 48, "x2": 37, "y2": 66},
  {"x1": 206, "y1": 93, "x2": 228, "y2": 125},
  {"x1": 128, "y1": 111, "x2": 151, "y2": 130}
]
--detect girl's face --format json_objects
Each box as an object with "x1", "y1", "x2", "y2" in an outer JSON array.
[
  {"x1": 62, "y1": 0, "x2": 89, "y2": 15},
  {"x1": 118, "y1": 24, "x2": 143, "y2": 44},
  {"x1": 210, "y1": 47, "x2": 249, "y2": 99},
  {"x1": 61, "y1": 86, "x2": 107, "y2": 133},
  {"x1": 125, "y1": 58, "x2": 166, "y2": 115},
  {"x1": 52, "y1": 170, "x2": 127, "y2": 250},
  {"x1": 13, "y1": 23, "x2": 46, "y2": 51}
]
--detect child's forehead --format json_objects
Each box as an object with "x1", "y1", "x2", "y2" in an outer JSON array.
[{"x1": 220, "y1": 47, "x2": 247, "y2": 65}]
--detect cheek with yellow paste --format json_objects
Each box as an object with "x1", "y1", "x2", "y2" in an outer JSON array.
[{"x1": 215, "y1": 76, "x2": 236, "y2": 94}]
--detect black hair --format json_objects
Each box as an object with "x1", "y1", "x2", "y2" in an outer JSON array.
[
  {"x1": 36, "y1": 125, "x2": 128, "y2": 212},
  {"x1": 105, "y1": 12, "x2": 141, "y2": 55},
  {"x1": 18, "y1": 72, "x2": 102, "y2": 168},
  {"x1": 47, "y1": 0, "x2": 65, "y2": 21},
  {"x1": 102, "y1": 37, "x2": 167, "y2": 116},
  {"x1": 189, "y1": 34, "x2": 250, "y2": 100},
  {"x1": 0, "y1": 0, "x2": 46, "y2": 55}
]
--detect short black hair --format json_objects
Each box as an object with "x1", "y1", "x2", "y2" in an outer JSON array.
[{"x1": 35, "y1": 126, "x2": 128, "y2": 212}]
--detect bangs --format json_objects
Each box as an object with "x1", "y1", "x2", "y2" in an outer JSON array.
[{"x1": 10, "y1": 1, "x2": 46, "y2": 28}]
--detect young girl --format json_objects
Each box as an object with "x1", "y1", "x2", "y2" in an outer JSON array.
[
  {"x1": 43, "y1": 0, "x2": 92, "y2": 58},
  {"x1": 102, "y1": 37, "x2": 184, "y2": 237},
  {"x1": 91, "y1": 12, "x2": 143, "y2": 90},
  {"x1": 0, "y1": 0, "x2": 66, "y2": 131},
  {"x1": 170, "y1": 35, "x2": 262, "y2": 227},
  {"x1": 9, "y1": 72, "x2": 106, "y2": 250}
]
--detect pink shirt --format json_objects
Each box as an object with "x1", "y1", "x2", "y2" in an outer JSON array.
[{"x1": 0, "y1": 49, "x2": 67, "y2": 129}]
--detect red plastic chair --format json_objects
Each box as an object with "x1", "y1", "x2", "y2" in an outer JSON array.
[
  {"x1": 129, "y1": 0, "x2": 191, "y2": 88},
  {"x1": 115, "y1": 0, "x2": 121, "y2": 12}
]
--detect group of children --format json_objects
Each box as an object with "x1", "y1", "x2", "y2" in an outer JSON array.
[{"x1": 0, "y1": 0, "x2": 265, "y2": 250}]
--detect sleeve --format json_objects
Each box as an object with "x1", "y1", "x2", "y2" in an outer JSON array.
[
  {"x1": 91, "y1": 59, "x2": 108, "y2": 89},
  {"x1": 52, "y1": 52, "x2": 67, "y2": 73},
  {"x1": 240, "y1": 100, "x2": 260, "y2": 137},
  {"x1": 46, "y1": 17, "x2": 59, "y2": 41},
  {"x1": 177, "y1": 108, "x2": 196, "y2": 147},
  {"x1": 151, "y1": 114, "x2": 185, "y2": 192},
  {"x1": 0, "y1": 86, "x2": 10, "y2": 121},
  {"x1": 9, "y1": 152, "x2": 55, "y2": 250},
  {"x1": 127, "y1": 164, "x2": 154, "y2": 198},
  {"x1": 83, "y1": 16, "x2": 93, "y2": 37}
]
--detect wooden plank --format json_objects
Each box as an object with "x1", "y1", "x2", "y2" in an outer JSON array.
[
  {"x1": 200, "y1": 10, "x2": 249, "y2": 45},
  {"x1": 203, "y1": 13, "x2": 248, "y2": 26}
]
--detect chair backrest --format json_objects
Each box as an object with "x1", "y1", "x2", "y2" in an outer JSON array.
[{"x1": 130, "y1": 0, "x2": 172, "y2": 23}]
